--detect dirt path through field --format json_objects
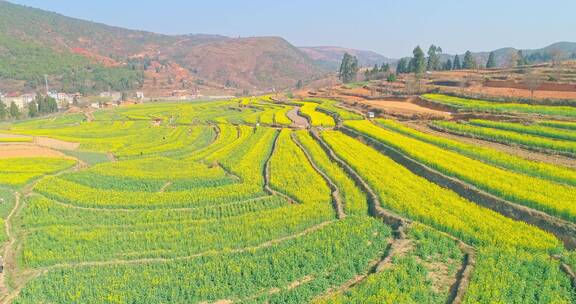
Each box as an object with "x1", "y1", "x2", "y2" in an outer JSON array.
[
  {"x1": 84, "y1": 110, "x2": 95, "y2": 122},
  {"x1": 106, "y1": 152, "x2": 117, "y2": 162},
  {"x1": 287, "y1": 107, "x2": 309, "y2": 128},
  {"x1": 0, "y1": 192, "x2": 20, "y2": 299},
  {"x1": 159, "y1": 182, "x2": 172, "y2": 193}
]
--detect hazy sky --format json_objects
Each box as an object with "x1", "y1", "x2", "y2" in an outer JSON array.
[{"x1": 10, "y1": 0, "x2": 576, "y2": 58}]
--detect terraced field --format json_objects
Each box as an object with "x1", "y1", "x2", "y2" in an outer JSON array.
[
  {"x1": 422, "y1": 93, "x2": 576, "y2": 118},
  {"x1": 432, "y1": 120, "x2": 576, "y2": 157},
  {"x1": 0, "y1": 96, "x2": 574, "y2": 303}
]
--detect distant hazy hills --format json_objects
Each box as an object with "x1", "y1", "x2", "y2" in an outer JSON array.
[
  {"x1": 462, "y1": 42, "x2": 576, "y2": 67},
  {"x1": 299, "y1": 46, "x2": 396, "y2": 70}
]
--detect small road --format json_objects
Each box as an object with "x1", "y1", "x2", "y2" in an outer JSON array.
[{"x1": 287, "y1": 107, "x2": 309, "y2": 128}]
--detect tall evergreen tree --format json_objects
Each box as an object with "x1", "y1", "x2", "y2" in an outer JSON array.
[
  {"x1": 453, "y1": 55, "x2": 462, "y2": 70},
  {"x1": 363, "y1": 69, "x2": 371, "y2": 81},
  {"x1": 516, "y1": 50, "x2": 526, "y2": 66},
  {"x1": 371, "y1": 64, "x2": 379, "y2": 75},
  {"x1": 349, "y1": 56, "x2": 359, "y2": 81},
  {"x1": 396, "y1": 58, "x2": 408, "y2": 74},
  {"x1": 9, "y1": 102, "x2": 19, "y2": 119},
  {"x1": 338, "y1": 53, "x2": 359, "y2": 83},
  {"x1": 28, "y1": 99, "x2": 38, "y2": 118},
  {"x1": 463, "y1": 51, "x2": 476, "y2": 69},
  {"x1": 486, "y1": 52, "x2": 497, "y2": 68},
  {"x1": 444, "y1": 59, "x2": 453, "y2": 71},
  {"x1": 408, "y1": 57, "x2": 415, "y2": 73},
  {"x1": 295, "y1": 80, "x2": 303, "y2": 89},
  {"x1": 46, "y1": 96, "x2": 58, "y2": 113},
  {"x1": 412, "y1": 46, "x2": 426, "y2": 75},
  {"x1": 380, "y1": 63, "x2": 390, "y2": 73},
  {"x1": 426, "y1": 45, "x2": 442, "y2": 71},
  {"x1": 37, "y1": 95, "x2": 46, "y2": 114},
  {"x1": 0, "y1": 100, "x2": 6, "y2": 120}
]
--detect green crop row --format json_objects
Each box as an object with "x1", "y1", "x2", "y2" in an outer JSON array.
[
  {"x1": 21, "y1": 195, "x2": 288, "y2": 228},
  {"x1": 317, "y1": 224, "x2": 463, "y2": 304},
  {"x1": 0, "y1": 158, "x2": 76, "y2": 186},
  {"x1": 376, "y1": 119, "x2": 576, "y2": 186},
  {"x1": 0, "y1": 137, "x2": 32, "y2": 142},
  {"x1": 346, "y1": 120, "x2": 576, "y2": 222},
  {"x1": 322, "y1": 130, "x2": 561, "y2": 250},
  {"x1": 294, "y1": 130, "x2": 368, "y2": 215},
  {"x1": 321, "y1": 130, "x2": 574, "y2": 303},
  {"x1": 422, "y1": 94, "x2": 576, "y2": 117},
  {"x1": 432, "y1": 120, "x2": 576, "y2": 156},
  {"x1": 298, "y1": 102, "x2": 336, "y2": 127},
  {"x1": 537, "y1": 120, "x2": 576, "y2": 131},
  {"x1": 304, "y1": 98, "x2": 363, "y2": 120},
  {"x1": 14, "y1": 216, "x2": 390, "y2": 304},
  {"x1": 467, "y1": 119, "x2": 576, "y2": 141}
]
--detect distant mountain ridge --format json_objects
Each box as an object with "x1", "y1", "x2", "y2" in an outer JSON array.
[
  {"x1": 433, "y1": 42, "x2": 576, "y2": 68},
  {"x1": 0, "y1": 0, "x2": 574, "y2": 94},
  {"x1": 299, "y1": 46, "x2": 396, "y2": 70},
  {"x1": 0, "y1": 0, "x2": 322, "y2": 93}
]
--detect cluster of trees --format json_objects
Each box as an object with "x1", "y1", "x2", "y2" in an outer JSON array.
[
  {"x1": 340, "y1": 44, "x2": 569, "y2": 82},
  {"x1": 28, "y1": 95, "x2": 58, "y2": 118},
  {"x1": 0, "y1": 94, "x2": 60, "y2": 121},
  {"x1": 396, "y1": 45, "x2": 574, "y2": 75},
  {"x1": 486, "y1": 50, "x2": 564, "y2": 69},
  {"x1": 363, "y1": 63, "x2": 395, "y2": 82},
  {"x1": 397, "y1": 46, "x2": 479, "y2": 75},
  {"x1": 0, "y1": 100, "x2": 20, "y2": 120},
  {"x1": 338, "y1": 53, "x2": 359, "y2": 83}
]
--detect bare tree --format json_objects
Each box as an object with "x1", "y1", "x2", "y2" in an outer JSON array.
[
  {"x1": 405, "y1": 77, "x2": 421, "y2": 95},
  {"x1": 458, "y1": 74, "x2": 473, "y2": 94},
  {"x1": 524, "y1": 72, "x2": 543, "y2": 98}
]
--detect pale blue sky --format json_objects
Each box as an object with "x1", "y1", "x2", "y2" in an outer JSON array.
[{"x1": 10, "y1": 0, "x2": 576, "y2": 58}]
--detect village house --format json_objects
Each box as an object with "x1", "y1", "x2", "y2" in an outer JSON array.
[
  {"x1": 99, "y1": 91, "x2": 122, "y2": 101},
  {"x1": 1, "y1": 92, "x2": 36, "y2": 109}
]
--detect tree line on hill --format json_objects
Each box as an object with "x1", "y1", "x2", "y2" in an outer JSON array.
[
  {"x1": 396, "y1": 45, "x2": 479, "y2": 75},
  {"x1": 339, "y1": 44, "x2": 576, "y2": 84},
  {"x1": 339, "y1": 53, "x2": 396, "y2": 83}
]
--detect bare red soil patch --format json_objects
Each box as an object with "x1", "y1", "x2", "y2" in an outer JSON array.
[
  {"x1": 354, "y1": 99, "x2": 451, "y2": 119},
  {"x1": 33, "y1": 137, "x2": 79, "y2": 151},
  {"x1": 0, "y1": 144, "x2": 69, "y2": 159}
]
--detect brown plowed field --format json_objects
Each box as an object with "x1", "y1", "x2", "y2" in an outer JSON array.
[
  {"x1": 0, "y1": 144, "x2": 69, "y2": 159},
  {"x1": 350, "y1": 99, "x2": 451, "y2": 119}
]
